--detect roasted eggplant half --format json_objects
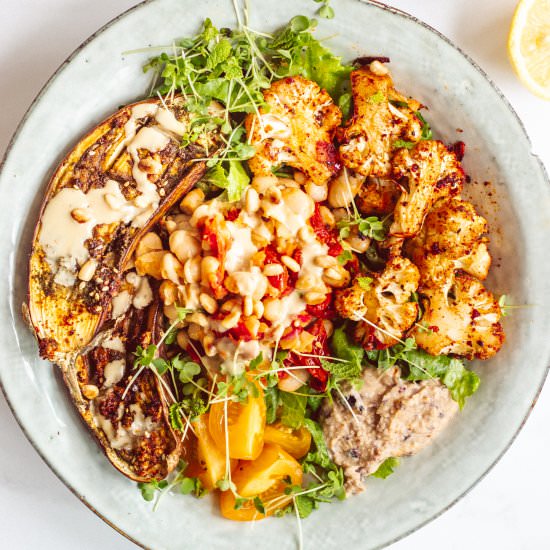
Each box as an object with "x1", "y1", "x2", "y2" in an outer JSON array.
[
  {"x1": 26, "y1": 96, "x2": 220, "y2": 480},
  {"x1": 27, "y1": 96, "x2": 220, "y2": 367}
]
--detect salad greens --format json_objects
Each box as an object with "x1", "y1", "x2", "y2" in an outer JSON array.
[{"x1": 143, "y1": 13, "x2": 351, "y2": 202}]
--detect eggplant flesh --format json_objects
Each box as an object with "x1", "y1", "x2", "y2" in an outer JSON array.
[
  {"x1": 28, "y1": 96, "x2": 219, "y2": 366},
  {"x1": 26, "y1": 96, "x2": 219, "y2": 480}
]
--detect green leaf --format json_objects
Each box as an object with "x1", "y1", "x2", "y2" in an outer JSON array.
[
  {"x1": 179, "y1": 477, "x2": 196, "y2": 495},
  {"x1": 234, "y1": 497, "x2": 248, "y2": 510},
  {"x1": 329, "y1": 325, "x2": 364, "y2": 377},
  {"x1": 264, "y1": 385, "x2": 280, "y2": 424},
  {"x1": 207, "y1": 38, "x2": 232, "y2": 69},
  {"x1": 393, "y1": 139, "x2": 415, "y2": 149},
  {"x1": 318, "y1": 4, "x2": 335, "y2": 19},
  {"x1": 416, "y1": 111, "x2": 433, "y2": 140},
  {"x1": 295, "y1": 494, "x2": 315, "y2": 518},
  {"x1": 371, "y1": 457, "x2": 400, "y2": 479},
  {"x1": 338, "y1": 92, "x2": 352, "y2": 120},
  {"x1": 389, "y1": 99, "x2": 409, "y2": 108},
  {"x1": 253, "y1": 496, "x2": 266, "y2": 514},
  {"x1": 303, "y1": 419, "x2": 332, "y2": 469},
  {"x1": 138, "y1": 482, "x2": 157, "y2": 502},
  {"x1": 280, "y1": 391, "x2": 307, "y2": 429},
  {"x1": 337, "y1": 250, "x2": 353, "y2": 265},
  {"x1": 357, "y1": 276, "x2": 373, "y2": 290},
  {"x1": 249, "y1": 352, "x2": 263, "y2": 369},
  {"x1": 368, "y1": 90, "x2": 385, "y2": 103},
  {"x1": 442, "y1": 359, "x2": 480, "y2": 409}
]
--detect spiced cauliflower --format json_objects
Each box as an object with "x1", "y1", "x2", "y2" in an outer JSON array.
[
  {"x1": 245, "y1": 76, "x2": 342, "y2": 186},
  {"x1": 389, "y1": 141, "x2": 464, "y2": 239},
  {"x1": 337, "y1": 66, "x2": 422, "y2": 177},
  {"x1": 407, "y1": 198, "x2": 492, "y2": 287},
  {"x1": 336, "y1": 257, "x2": 419, "y2": 348},
  {"x1": 412, "y1": 272, "x2": 504, "y2": 359}
]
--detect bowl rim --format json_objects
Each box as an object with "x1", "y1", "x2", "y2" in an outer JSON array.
[{"x1": 1, "y1": 0, "x2": 548, "y2": 548}]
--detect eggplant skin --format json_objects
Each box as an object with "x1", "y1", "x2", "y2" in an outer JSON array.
[
  {"x1": 26, "y1": 96, "x2": 219, "y2": 481},
  {"x1": 70, "y1": 300, "x2": 181, "y2": 482},
  {"x1": 27, "y1": 96, "x2": 219, "y2": 366}
]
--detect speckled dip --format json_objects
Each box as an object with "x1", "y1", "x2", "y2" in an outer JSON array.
[{"x1": 1, "y1": 0, "x2": 549, "y2": 548}]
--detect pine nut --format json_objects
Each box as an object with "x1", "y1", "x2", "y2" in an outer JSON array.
[
  {"x1": 169, "y1": 230, "x2": 201, "y2": 264},
  {"x1": 161, "y1": 252, "x2": 184, "y2": 284},
  {"x1": 266, "y1": 186, "x2": 282, "y2": 203},
  {"x1": 136, "y1": 232, "x2": 163, "y2": 258},
  {"x1": 71, "y1": 208, "x2": 91, "y2": 223},
  {"x1": 263, "y1": 298, "x2": 282, "y2": 322},
  {"x1": 199, "y1": 292, "x2": 218, "y2": 314},
  {"x1": 319, "y1": 205, "x2": 335, "y2": 227},
  {"x1": 221, "y1": 298, "x2": 240, "y2": 312},
  {"x1": 298, "y1": 225, "x2": 315, "y2": 243},
  {"x1": 159, "y1": 280, "x2": 178, "y2": 306},
  {"x1": 325, "y1": 267, "x2": 344, "y2": 281},
  {"x1": 245, "y1": 187, "x2": 260, "y2": 214},
  {"x1": 304, "y1": 291, "x2": 327, "y2": 305},
  {"x1": 243, "y1": 296, "x2": 254, "y2": 317},
  {"x1": 252, "y1": 175, "x2": 279, "y2": 194},
  {"x1": 180, "y1": 188, "x2": 205, "y2": 214},
  {"x1": 314, "y1": 255, "x2": 337, "y2": 268},
  {"x1": 305, "y1": 181, "x2": 328, "y2": 203},
  {"x1": 323, "y1": 265, "x2": 351, "y2": 288},
  {"x1": 164, "y1": 219, "x2": 177, "y2": 233},
  {"x1": 221, "y1": 309, "x2": 241, "y2": 329},
  {"x1": 202, "y1": 333, "x2": 215, "y2": 356},
  {"x1": 264, "y1": 263, "x2": 284, "y2": 277},
  {"x1": 176, "y1": 330, "x2": 189, "y2": 350},
  {"x1": 253, "y1": 300, "x2": 264, "y2": 318},
  {"x1": 295, "y1": 274, "x2": 317, "y2": 291},
  {"x1": 201, "y1": 256, "x2": 220, "y2": 285},
  {"x1": 183, "y1": 256, "x2": 201, "y2": 284},
  {"x1": 82, "y1": 384, "x2": 99, "y2": 400},
  {"x1": 188, "y1": 323, "x2": 203, "y2": 340},
  {"x1": 281, "y1": 255, "x2": 300, "y2": 273},
  {"x1": 369, "y1": 60, "x2": 389, "y2": 75},
  {"x1": 187, "y1": 311, "x2": 207, "y2": 328},
  {"x1": 244, "y1": 315, "x2": 260, "y2": 338},
  {"x1": 78, "y1": 259, "x2": 98, "y2": 282}
]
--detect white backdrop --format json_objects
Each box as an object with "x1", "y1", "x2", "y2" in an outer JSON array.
[{"x1": 0, "y1": 0, "x2": 549, "y2": 548}]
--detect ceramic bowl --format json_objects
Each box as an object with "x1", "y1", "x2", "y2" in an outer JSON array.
[{"x1": 1, "y1": 0, "x2": 549, "y2": 548}]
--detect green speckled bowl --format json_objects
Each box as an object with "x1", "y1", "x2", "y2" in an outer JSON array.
[{"x1": 1, "y1": 1, "x2": 549, "y2": 548}]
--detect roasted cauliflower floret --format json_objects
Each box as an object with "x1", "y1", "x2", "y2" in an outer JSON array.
[
  {"x1": 389, "y1": 140, "x2": 464, "y2": 239},
  {"x1": 336, "y1": 257, "x2": 419, "y2": 348},
  {"x1": 408, "y1": 198, "x2": 492, "y2": 286},
  {"x1": 245, "y1": 76, "x2": 342, "y2": 186},
  {"x1": 412, "y1": 272, "x2": 504, "y2": 360},
  {"x1": 337, "y1": 67, "x2": 422, "y2": 178},
  {"x1": 356, "y1": 176, "x2": 400, "y2": 216}
]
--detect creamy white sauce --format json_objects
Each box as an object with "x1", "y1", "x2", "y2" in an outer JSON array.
[
  {"x1": 230, "y1": 266, "x2": 265, "y2": 297},
  {"x1": 102, "y1": 336, "x2": 125, "y2": 353},
  {"x1": 111, "y1": 290, "x2": 132, "y2": 319},
  {"x1": 103, "y1": 359, "x2": 125, "y2": 388},
  {"x1": 262, "y1": 200, "x2": 306, "y2": 237},
  {"x1": 133, "y1": 276, "x2": 153, "y2": 309},
  {"x1": 225, "y1": 222, "x2": 258, "y2": 273},
  {"x1": 40, "y1": 102, "x2": 189, "y2": 284}
]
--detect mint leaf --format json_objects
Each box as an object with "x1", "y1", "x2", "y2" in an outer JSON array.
[
  {"x1": 280, "y1": 391, "x2": 307, "y2": 429},
  {"x1": 393, "y1": 139, "x2": 415, "y2": 149},
  {"x1": 329, "y1": 325, "x2": 364, "y2": 377}
]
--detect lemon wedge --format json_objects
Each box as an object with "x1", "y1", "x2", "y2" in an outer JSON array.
[{"x1": 508, "y1": 0, "x2": 550, "y2": 100}]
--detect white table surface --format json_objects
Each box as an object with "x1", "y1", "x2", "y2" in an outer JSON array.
[{"x1": 1, "y1": 0, "x2": 549, "y2": 548}]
